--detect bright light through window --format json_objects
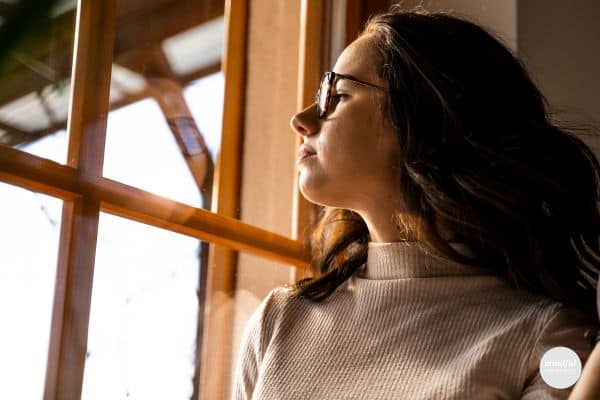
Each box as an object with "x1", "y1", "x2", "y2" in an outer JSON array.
[{"x1": 0, "y1": 73, "x2": 223, "y2": 399}]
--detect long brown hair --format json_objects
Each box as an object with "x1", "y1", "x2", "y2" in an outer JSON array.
[{"x1": 290, "y1": 6, "x2": 600, "y2": 319}]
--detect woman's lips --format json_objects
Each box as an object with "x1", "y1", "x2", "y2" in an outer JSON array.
[
  {"x1": 297, "y1": 151, "x2": 316, "y2": 164},
  {"x1": 297, "y1": 144, "x2": 317, "y2": 165}
]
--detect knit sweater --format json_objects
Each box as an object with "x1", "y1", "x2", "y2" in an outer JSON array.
[{"x1": 231, "y1": 241, "x2": 599, "y2": 399}]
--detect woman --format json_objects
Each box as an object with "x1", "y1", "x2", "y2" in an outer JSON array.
[{"x1": 233, "y1": 6, "x2": 600, "y2": 399}]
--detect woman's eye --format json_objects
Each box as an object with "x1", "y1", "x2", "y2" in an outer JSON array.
[{"x1": 331, "y1": 94, "x2": 347, "y2": 101}]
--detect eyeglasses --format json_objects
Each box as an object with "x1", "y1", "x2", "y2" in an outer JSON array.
[{"x1": 315, "y1": 71, "x2": 387, "y2": 119}]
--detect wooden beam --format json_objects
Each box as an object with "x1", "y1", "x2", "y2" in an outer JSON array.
[
  {"x1": 177, "y1": 62, "x2": 222, "y2": 86},
  {"x1": 114, "y1": 0, "x2": 224, "y2": 55},
  {"x1": 145, "y1": 77, "x2": 214, "y2": 196},
  {"x1": 43, "y1": 0, "x2": 116, "y2": 398},
  {"x1": 198, "y1": 0, "x2": 247, "y2": 398},
  {"x1": 1, "y1": 60, "x2": 221, "y2": 148},
  {"x1": 37, "y1": 90, "x2": 58, "y2": 123},
  {"x1": 0, "y1": 145, "x2": 310, "y2": 267},
  {"x1": 0, "y1": 120, "x2": 30, "y2": 140},
  {"x1": 118, "y1": 45, "x2": 175, "y2": 79}
]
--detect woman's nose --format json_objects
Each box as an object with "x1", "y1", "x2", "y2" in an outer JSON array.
[{"x1": 290, "y1": 103, "x2": 319, "y2": 137}]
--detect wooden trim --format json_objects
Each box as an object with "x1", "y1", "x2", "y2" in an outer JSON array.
[
  {"x1": 198, "y1": 0, "x2": 248, "y2": 397},
  {"x1": 0, "y1": 145, "x2": 310, "y2": 267},
  {"x1": 43, "y1": 0, "x2": 116, "y2": 399},
  {"x1": 345, "y1": 0, "x2": 364, "y2": 45},
  {"x1": 345, "y1": 0, "x2": 391, "y2": 45},
  {"x1": 290, "y1": 0, "x2": 325, "y2": 284}
]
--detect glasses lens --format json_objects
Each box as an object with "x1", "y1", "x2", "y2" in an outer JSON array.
[
  {"x1": 318, "y1": 73, "x2": 331, "y2": 118},
  {"x1": 315, "y1": 85, "x2": 322, "y2": 117}
]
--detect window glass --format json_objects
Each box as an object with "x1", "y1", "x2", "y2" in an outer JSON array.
[
  {"x1": 82, "y1": 212, "x2": 202, "y2": 400},
  {"x1": 0, "y1": 0, "x2": 76, "y2": 164},
  {"x1": 102, "y1": 0, "x2": 225, "y2": 207},
  {"x1": 102, "y1": 70, "x2": 224, "y2": 208},
  {"x1": 0, "y1": 183, "x2": 62, "y2": 399},
  {"x1": 102, "y1": 98, "x2": 203, "y2": 207}
]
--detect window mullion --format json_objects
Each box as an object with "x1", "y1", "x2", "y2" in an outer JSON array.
[
  {"x1": 197, "y1": 0, "x2": 248, "y2": 398},
  {"x1": 43, "y1": 1, "x2": 117, "y2": 399}
]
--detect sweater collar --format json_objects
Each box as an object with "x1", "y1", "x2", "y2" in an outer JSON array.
[{"x1": 357, "y1": 240, "x2": 492, "y2": 279}]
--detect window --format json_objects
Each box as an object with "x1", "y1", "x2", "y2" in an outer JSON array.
[
  {"x1": 0, "y1": 183, "x2": 61, "y2": 399},
  {"x1": 0, "y1": 1, "x2": 310, "y2": 399}
]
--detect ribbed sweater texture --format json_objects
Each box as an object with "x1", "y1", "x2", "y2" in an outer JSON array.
[{"x1": 232, "y1": 241, "x2": 599, "y2": 399}]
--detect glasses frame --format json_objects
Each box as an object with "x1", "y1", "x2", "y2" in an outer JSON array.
[{"x1": 315, "y1": 71, "x2": 387, "y2": 119}]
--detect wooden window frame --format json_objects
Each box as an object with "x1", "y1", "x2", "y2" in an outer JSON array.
[
  {"x1": 0, "y1": 0, "x2": 310, "y2": 399},
  {"x1": 290, "y1": 0, "x2": 325, "y2": 283}
]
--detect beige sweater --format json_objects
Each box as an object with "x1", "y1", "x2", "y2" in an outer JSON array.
[{"x1": 232, "y1": 241, "x2": 599, "y2": 399}]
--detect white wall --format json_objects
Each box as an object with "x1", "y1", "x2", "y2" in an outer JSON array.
[
  {"x1": 518, "y1": 0, "x2": 600, "y2": 156},
  {"x1": 397, "y1": 0, "x2": 517, "y2": 52}
]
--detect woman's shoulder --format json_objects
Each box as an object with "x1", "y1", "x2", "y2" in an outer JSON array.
[
  {"x1": 237, "y1": 286, "x2": 303, "y2": 360},
  {"x1": 512, "y1": 293, "x2": 598, "y2": 344},
  {"x1": 534, "y1": 301, "x2": 598, "y2": 345},
  {"x1": 260, "y1": 284, "x2": 299, "y2": 311},
  {"x1": 520, "y1": 301, "x2": 599, "y2": 397},
  {"x1": 244, "y1": 286, "x2": 299, "y2": 333},
  {"x1": 483, "y1": 279, "x2": 596, "y2": 327},
  {"x1": 472, "y1": 284, "x2": 598, "y2": 358},
  {"x1": 526, "y1": 300, "x2": 599, "y2": 372}
]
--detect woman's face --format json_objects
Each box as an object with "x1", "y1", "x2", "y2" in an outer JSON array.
[{"x1": 290, "y1": 34, "x2": 402, "y2": 212}]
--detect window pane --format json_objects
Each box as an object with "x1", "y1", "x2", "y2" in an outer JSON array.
[
  {"x1": 101, "y1": 72, "x2": 224, "y2": 207},
  {"x1": 103, "y1": 98, "x2": 204, "y2": 207},
  {"x1": 0, "y1": 183, "x2": 62, "y2": 399},
  {"x1": 82, "y1": 212, "x2": 201, "y2": 400},
  {"x1": 102, "y1": 0, "x2": 225, "y2": 207},
  {"x1": 184, "y1": 73, "x2": 224, "y2": 167},
  {"x1": 0, "y1": 1, "x2": 76, "y2": 164}
]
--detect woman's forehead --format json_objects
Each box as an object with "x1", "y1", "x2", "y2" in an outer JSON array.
[{"x1": 333, "y1": 35, "x2": 381, "y2": 84}]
